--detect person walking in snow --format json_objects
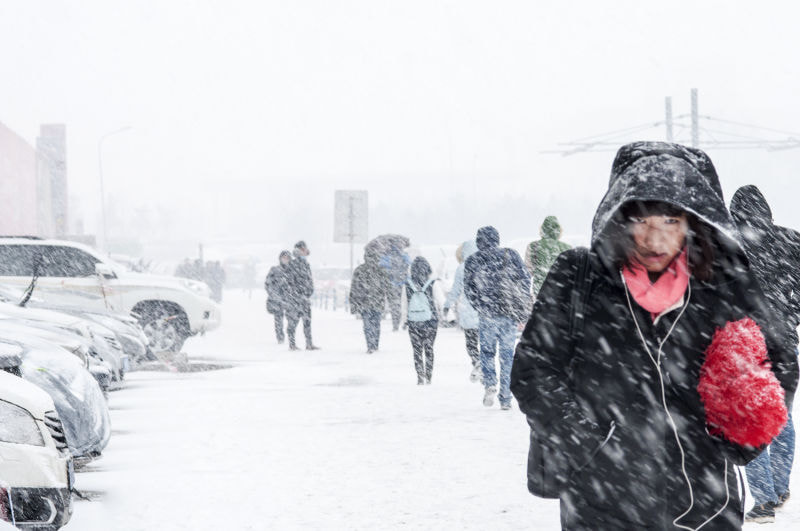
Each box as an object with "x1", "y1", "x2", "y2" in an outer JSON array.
[
  {"x1": 730, "y1": 185, "x2": 800, "y2": 523},
  {"x1": 443, "y1": 240, "x2": 482, "y2": 382},
  {"x1": 464, "y1": 226, "x2": 531, "y2": 410},
  {"x1": 265, "y1": 250, "x2": 292, "y2": 344},
  {"x1": 405, "y1": 257, "x2": 440, "y2": 384},
  {"x1": 350, "y1": 248, "x2": 392, "y2": 353},
  {"x1": 511, "y1": 142, "x2": 798, "y2": 530},
  {"x1": 206, "y1": 261, "x2": 226, "y2": 302},
  {"x1": 382, "y1": 245, "x2": 411, "y2": 332},
  {"x1": 525, "y1": 215, "x2": 571, "y2": 298},
  {"x1": 285, "y1": 241, "x2": 319, "y2": 351}
]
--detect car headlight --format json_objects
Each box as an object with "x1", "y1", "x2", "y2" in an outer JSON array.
[{"x1": 0, "y1": 399, "x2": 45, "y2": 446}]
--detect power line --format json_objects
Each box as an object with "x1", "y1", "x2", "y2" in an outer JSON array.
[{"x1": 545, "y1": 90, "x2": 800, "y2": 155}]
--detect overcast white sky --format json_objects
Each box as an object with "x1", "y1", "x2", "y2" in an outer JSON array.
[{"x1": 2, "y1": 1, "x2": 800, "y2": 262}]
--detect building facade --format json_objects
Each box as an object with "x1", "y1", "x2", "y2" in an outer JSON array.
[{"x1": 0, "y1": 121, "x2": 66, "y2": 237}]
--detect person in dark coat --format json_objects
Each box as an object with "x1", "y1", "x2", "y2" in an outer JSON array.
[
  {"x1": 285, "y1": 241, "x2": 319, "y2": 351},
  {"x1": 350, "y1": 248, "x2": 391, "y2": 353},
  {"x1": 730, "y1": 185, "x2": 800, "y2": 522},
  {"x1": 381, "y1": 245, "x2": 411, "y2": 332},
  {"x1": 206, "y1": 261, "x2": 226, "y2": 302},
  {"x1": 464, "y1": 226, "x2": 531, "y2": 410},
  {"x1": 405, "y1": 257, "x2": 438, "y2": 384},
  {"x1": 511, "y1": 142, "x2": 798, "y2": 530},
  {"x1": 265, "y1": 251, "x2": 292, "y2": 344}
]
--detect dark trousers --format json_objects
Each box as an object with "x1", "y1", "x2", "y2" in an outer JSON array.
[
  {"x1": 464, "y1": 328, "x2": 479, "y2": 367},
  {"x1": 361, "y1": 310, "x2": 382, "y2": 351},
  {"x1": 287, "y1": 302, "x2": 313, "y2": 348},
  {"x1": 271, "y1": 309, "x2": 286, "y2": 343},
  {"x1": 388, "y1": 286, "x2": 403, "y2": 330},
  {"x1": 408, "y1": 321, "x2": 437, "y2": 382}
]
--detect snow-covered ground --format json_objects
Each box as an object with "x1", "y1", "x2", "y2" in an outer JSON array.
[{"x1": 62, "y1": 290, "x2": 799, "y2": 530}]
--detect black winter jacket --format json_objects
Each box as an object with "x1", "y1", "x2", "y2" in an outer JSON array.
[
  {"x1": 730, "y1": 185, "x2": 800, "y2": 336},
  {"x1": 265, "y1": 264, "x2": 290, "y2": 313},
  {"x1": 464, "y1": 226, "x2": 531, "y2": 320},
  {"x1": 511, "y1": 142, "x2": 798, "y2": 530},
  {"x1": 350, "y1": 259, "x2": 391, "y2": 314},
  {"x1": 285, "y1": 255, "x2": 314, "y2": 313}
]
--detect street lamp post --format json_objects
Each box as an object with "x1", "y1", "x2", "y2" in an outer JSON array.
[{"x1": 98, "y1": 126, "x2": 132, "y2": 249}]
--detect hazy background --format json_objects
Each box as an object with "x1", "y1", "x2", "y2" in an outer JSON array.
[{"x1": 2, "y1": 0, "x2": 799, "y2": 266}]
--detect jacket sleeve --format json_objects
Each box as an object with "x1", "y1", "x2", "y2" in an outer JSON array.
[
  {"x1": 511, "y1": 250, "x2": 609, "y2": 470},
  {"x1": 349, "y1": 269, "x2": 361, "y2": 313},
  {"x1": 445, "y1": 265, "x2": 464, "y2": 308},
  {"x1": 463, "y1": 256, "x2": 479, "y2": 309},
  {"x1": 305, "y1": 263, "x2": 315, "y2": 297},
  {"x1": 713, "y1": 271, "x2": 800, "y2": 465},
  {"x1": 740, "y1": 272, "x2": 799, "y2": 406},
  {"x1": 512, "y1": 249, "x2": 532, "y2": 294}
]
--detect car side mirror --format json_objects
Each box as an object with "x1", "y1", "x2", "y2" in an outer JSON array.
[{"x1": 95, "y1": 263, "x2": 117, "y2": 280}]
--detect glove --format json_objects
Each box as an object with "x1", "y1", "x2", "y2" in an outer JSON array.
[{"x1": 698, "y1": 317, "x2": 787, "y2": 447}]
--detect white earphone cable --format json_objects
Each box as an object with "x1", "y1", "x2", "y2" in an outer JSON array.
[{"x1": 621, "y1": 271, "x2": 730, "y2": 530}]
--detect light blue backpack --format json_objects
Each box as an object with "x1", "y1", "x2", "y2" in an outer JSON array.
[{"x1": 407, "y1": 278, "x2": 434, "y2": 322}]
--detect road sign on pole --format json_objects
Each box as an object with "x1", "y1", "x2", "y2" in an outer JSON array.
[{"x1": 334, "y1": 190, "x2": 368, "y2": 274}]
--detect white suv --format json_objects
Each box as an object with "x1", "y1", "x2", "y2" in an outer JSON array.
[{"x1": 0, "y1": 238, "x2": 221, "y2": 352}]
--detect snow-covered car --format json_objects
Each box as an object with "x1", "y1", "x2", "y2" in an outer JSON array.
[
  {"x1": 0, "y1": 238, "x2": 221, "y2": 351},
  {"x1": 0, "y1": 301, "x2": 128, "y2": 385},
  {"x1": 0, "y1": 364, "x2": 73, "y2": 530},
  {"x1": 0, "y1": 317, "x2": 118, "y2": 393},
  {"x1": 0, "y1": 283, "x2": 148, "y2": 367},
  {"x1": 0, "y1": 333, "x2": 111, "y2": 461}
]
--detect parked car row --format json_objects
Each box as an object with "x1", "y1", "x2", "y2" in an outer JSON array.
[{"x1": 0, "y1": 237, "x2": 222, "y2": 529}]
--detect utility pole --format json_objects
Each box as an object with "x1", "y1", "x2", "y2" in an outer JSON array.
[
  {"x1": 690, "y1": 88, "x2": 699, "y2": 148},
  {"x1": 665, "y1": 97, "x2": 674, "y2": 142},
  {"x1": 348, "y1": 196, "x2": 355, "y2": 275},
  {"x1": 98, "y1": 125, "x2": 132, "y2": 249}
]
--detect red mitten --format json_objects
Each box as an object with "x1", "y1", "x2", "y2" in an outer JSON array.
[{"x1": 697, "y1": 317, "x2": 788, "y2": 447}]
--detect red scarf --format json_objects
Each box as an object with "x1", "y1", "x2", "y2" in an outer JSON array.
[{"x1": 622, "y1": 249, "x2": 689, "y2": 320}]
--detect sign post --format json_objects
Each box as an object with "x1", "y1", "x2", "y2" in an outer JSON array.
[{"x1": 334, "y1": 190, "x2": 368, "y2": 274}]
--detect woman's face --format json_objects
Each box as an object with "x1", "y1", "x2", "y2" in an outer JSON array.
[{"x1": 628, "y1": 213, "x2": 689, "y2": 273}]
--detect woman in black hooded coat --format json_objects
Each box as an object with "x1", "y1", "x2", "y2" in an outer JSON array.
[{"x1": 511, "y1": 142, "x2": 798, "y2": 530}]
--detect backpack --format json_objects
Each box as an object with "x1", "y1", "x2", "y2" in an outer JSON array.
[
  {"x1": 407, "y1": 278, "x2": 434, "y2": 322},
  {"x1": 526, "y1": 247, "x2": 591, "y2": 499}
]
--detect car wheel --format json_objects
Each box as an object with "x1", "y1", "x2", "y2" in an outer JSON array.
[{"x1": 142, "y1": 315, "x2": 187, "y2": 352}]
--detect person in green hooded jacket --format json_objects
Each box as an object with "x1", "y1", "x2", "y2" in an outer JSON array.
[{"x1": 524, "y1": 216, "x2": 571, "y2": 297}]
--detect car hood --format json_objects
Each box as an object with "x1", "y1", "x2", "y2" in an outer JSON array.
[
  {"x1": 0, "y1": 370, "x2": 55, "y2": 419},
  {"x1": 116, "y1": 272, "x2": 211, "y2": 296},
  {"x1": 0, "y1": 302, "x2": 85, "y2": 329}
]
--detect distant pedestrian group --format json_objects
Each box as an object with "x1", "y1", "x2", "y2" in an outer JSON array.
[
  {"x1": 175, "y1": 258, "x2": 226, "y2": 302},
  {"x1": 265, "y1": 241, "x2": 320, "y2": 351}
]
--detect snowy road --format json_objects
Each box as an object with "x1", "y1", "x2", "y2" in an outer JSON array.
[{"x1": 63, "y1": 291, "x2": 798, "y2": 530}]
